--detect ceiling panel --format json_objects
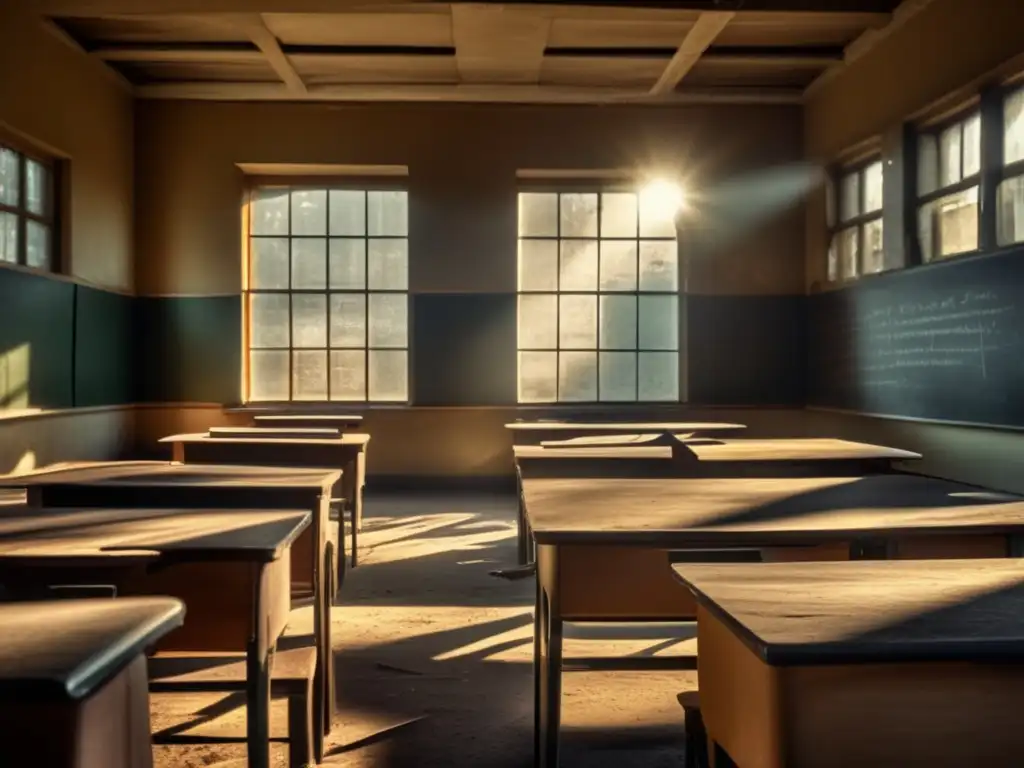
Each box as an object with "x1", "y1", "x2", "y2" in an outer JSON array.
[
  {"x1": 56, "y1": 15, "x2": 250, "y2": 45},
  {"x1": 684, "y1": 59, "x2": 822, "y2": 89},
  {"x1": 540, "y1": 56, "x2": 664, "y2": 88},
  {"x1": 291, "y1": 54, "x2": 459, "y2": 85},
  {"x1": 547, "y1": 19, "x2": 692, "y2": 49},
  {"x1": 263, "y1": 11, "x2": 454, "y2": 47},
  {"x1": 717, "y1": 17, "x2": 878, "y2": 48},
  {"x1": 116, "y1": 59, "x2": 279, "y2": 84}
]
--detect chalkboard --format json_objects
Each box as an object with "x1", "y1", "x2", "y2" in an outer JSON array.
[
  {"x1": 74, "y1": 285, "x2": 134, "y2": 406},
  {"x1": 808, "y1": 248, "x2": 1024, "y2": 428}
]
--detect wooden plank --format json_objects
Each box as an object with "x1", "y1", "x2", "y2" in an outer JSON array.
[
  {"x1": 506, "y1": 421, "x2": 745, "y2": 432},
  {"x1": 451, "y1": 4, "x2": 550, "y2": 84},
  {"x1": 650, "y1": 11, "x2": 734, "y2": 95},
  {"x1": 235, "y1": 13, "x2": 306, "y2": 93},
  {"x1": 92, "y1": 46, "x2": 265, "y2": 63}
]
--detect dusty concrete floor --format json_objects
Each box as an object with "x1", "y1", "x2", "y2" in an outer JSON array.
[{"x1": 152, "y1": 492, "x2": 697, "y2": 767}]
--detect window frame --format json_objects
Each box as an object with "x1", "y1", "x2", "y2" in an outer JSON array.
[
  {"x1": 243, "y1": 180, "x2": 410, "y2": 405},
  {"x1": 997, "y1": 81, "x2": 1024, "y2": 248},
  {"x1": 827, "y1": 156, "x2": 884, "y2": 283},
  {"x1": 515, "y1": 183, "x2": 681, "y2": 404},
  {"x1": 0, "y1": 137, "x2": 58, "y2": 273}
]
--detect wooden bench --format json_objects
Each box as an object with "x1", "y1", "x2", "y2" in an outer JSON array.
[
  {"x1": 150, "y1": 646, "x2": 318, "y2": 768},
  {"x1": 677, "y1": 691, "x2": 709, "y2": 768}
]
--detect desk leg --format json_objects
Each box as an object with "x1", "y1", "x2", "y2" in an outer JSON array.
[
  {"x1": 534, "y1": 544, "x2": 562, "y2": 768},
  {"x1": 314, "y1": 542, "x2": 335, "y2": 761},
  {"x1": 247, "y1": 563, "x2": 273, "y2": 768}
]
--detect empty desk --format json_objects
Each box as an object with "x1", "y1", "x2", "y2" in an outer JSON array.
[
  {"x1": 505, "y1": 421, "x2": 746, "y2": 445},
  {"x1": 253, "y1": 414, "x2": 363, "y2": 431},
  {"x1": 0, "y1": 597, "x2": 184, "y2": 768},
  {"x1": 674, "y1": 559, "x2": 1024, "y2": 768}
]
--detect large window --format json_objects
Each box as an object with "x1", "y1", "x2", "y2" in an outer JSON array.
[
  {"x1": 826, "y1": 159, "x2": 884, "y2": 281},
  {"x1": 917, "y1": 111, "x2": 981, "y2": 261},
  {"x1": 997, "y1": 84, "x2": 1024, "y2": 246},
  {"x1": 245, "y1": 186, "x2": 409, "y2": 403},
  {"x1": 0, "y1": 142, "x2": 55, "y2": 272},
  {"x1": 516, "y1": 189, "x2": 679, "y2": 403}
]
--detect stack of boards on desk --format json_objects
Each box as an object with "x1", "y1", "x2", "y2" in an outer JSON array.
[{"x1": 507, "y1": 419, "x2": 1024, "y2": 768}]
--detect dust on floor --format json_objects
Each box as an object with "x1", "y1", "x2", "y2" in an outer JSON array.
[{"x1": 151, "y1": 492, "x2": 696, "y2": 767}]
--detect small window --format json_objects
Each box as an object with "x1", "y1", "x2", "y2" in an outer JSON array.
[
  {"x1": 827, "y1": 159, "x2": 884, "y2": 282},
  {"x1": 917, "y1": 111, "x2": 980, "y2": 261},
  {"x1": 997, "y1": 85, "x2": 1024, "y2": 246},
  {"x1": 0, "y1": 143, "x2": 56, "y2": 272}
]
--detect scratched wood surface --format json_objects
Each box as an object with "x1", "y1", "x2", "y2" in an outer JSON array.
[
  {"x1": 161, "y1": 432, "x2": 370, "y2": 447},
  {"x1": 0, "y1": 462, "x2": 340, "y2": 490},
  {"x1": 505, "y1": 421, "x2": 745, "y2": 433},
  {"x1": 675, "y1": 558, "x2": 1024, "y2": 665}
]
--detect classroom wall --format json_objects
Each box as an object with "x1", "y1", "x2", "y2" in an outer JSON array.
[
  {"x1": 0, "y1": 2, "x2": 136, "y2": 469},
  {"x1": 803, "y1": 0, "x2": 1024, "y2": 494},
  {"x1": 134, "y1": 100, "x2": 807, "y2": 477}
]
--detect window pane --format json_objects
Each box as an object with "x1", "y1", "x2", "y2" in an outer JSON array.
[
  {"x1": 825, "y1": 178, "x2": 836, "y2": 228},
  {"x1": 559, "y1": 294, "x2": 597, "y2": 349},
  {"x1": 0, "y1": 149, "x2": 19, "y2": 207},
  {"x1": 599, "y1": 295, "x2": 637, "y2": 350},
  {"x1": 329, "y1": 190, "x2": 365, "y2": 236},
  {"x1": 249, "y1": 350, "x2": 289, "y2": 401},
  {"x1": 368, "y1": 191, "x2": 407, "y2": 237},
  {"x1": 917, "y1": 134, "x2": 938, "y2": 196},
  {"x1": 291, "y1": 238, "x2": 327, "y2": 289},
  {"x1": 330, "y1": 294, "x2": 366, "y2": 347},
  {"x1": 368, "y1": 350, "x2": 407, "y2": 401},
  {"x1": 601, "y1": 192, "x2": 638, "y2": 238},
  {"x1": 328, "y1": 238, "x2": 365, "y2": 289},
  {"x1": 862, "y1": 219, "x2": 884, "y2": 275},
  {"x1": 638, "y1": 352, "x2": 678, "y2": 401},
  {"x1": 291, "y1": 189, "x2": 326, "y2": 236},
  {"x1": 638, "y1": 188, "x2": 677, "y2": 238},
  {"x1": 939, "y1": 123, "x2": 962, "y2": 187},
  {"x1": 599, "y1": 241, "x2": 637, "y2": 291},
  {"x1": 367, "y1": 238, "x2": 408, "y2": 290},
  {"x1": 917, "y1": 205, "x2": 934, "y2": 264},
  {"x1": 293, "y1": 350, "x2": 327, "y2": 400},
  {"x1": 292, "y1": 294, "x2": 327, "y2": 348},
  {"x1": 826, "y1": 236, "x2": 838, "y2": 282},
  {"x1": 963, "y1": 113, "x2": 981, "y2": 178},
  {"x1": 518, "y1": 351, "x2": 556, "y2": 402},
  {"x1": 599, "y1": 351, "x2": 636, "y2": 401},
  {"x1": 25, "y1": 160, "x2": 46, "y2": 216},
  {"x1": 251, "y1": 188, "x2": 289, "y2": 235},
  {"x1": 518, "y1": 294, "x2": 557, "y2": 349},
  {"x1": 560, "y1": 193, "x2": 598, "y2": 238},
  {"x1": 639, "y1": 241, "x2": 677, "y2": 291},
  {"x1": 518, "y1": 239, "x2": 558, "y2": 291},
  {"x1": 559, "y1": 239, "x2": 598, "y2": 291},
  {"x1": 368, "y1": 293, "x2": 407, "y2": 348},
  {"x1": 920, "y1": 186, "x2": 979, "y2": 261},
  {"x1": 558, "y1": 351, "x2": 597, "y2": 401},
  {"x1": 518, "y1": 192, "x2": 557, "y2": 237},
  {"x1": 840, "y1": 171, "x2": 860, "y2": 221},
  {"x1": 0, "y1": 212, "x2": 17, "y2": 263},
  {"x1": 250, "y1": 294, "x2": 289, "y2": 348},
  {"x1": 839, "y1": 227, "x2": 858, "y2": 280},
  {"x1": 330, "y1": 350, "x2": 365, "y2": 401},
  {"x1": 1005, "y1": 88, "x2": 1024, "y2": 166},
  {"x1": 863, "y1": 161, "x2": 883, "y2": 214},
  {"x1": 250, "y1": 238, "x2": 289, "y2": 289},
  {"x1": 638, "y1": 295, "x2": 678, "y2": 350},
  {"x1": 997, "y1": 174, "x2": 1024, "y2": 246},
  {"x1": 25, "y1": 221, "x2": 49, "y2": 269}
]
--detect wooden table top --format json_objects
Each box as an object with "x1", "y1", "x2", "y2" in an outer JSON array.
[
  {"x1": 0, "y1": 507, "x2": 311, "y2": 564},
  {"x1": 514, "y1": 438, "x2": 921, "y2": 462},
  {"x1": 160, "y1": 431, "x2": 370, "y2": 447},
  {"x1": 522, "y1": 473, "x2": 1024, "y2": 545},
  {"x1": 505, "y1": 421, "x2": 746, "y2": 433},
  {"x1": 209, "y1": 426, "x2": 342, "y2": 439},
  {"x1": 674, "y1": 559, "x2": 1024, "y2": 666},
  {"x1": 253, "y1": 414, "x2": 362, "y2": 425},
  {"x1": 0, "y1": 461, "x2": 341, "y2": 491},
  {"x1": 0, "y1": 597, "x2": 184, "y2": 701}
]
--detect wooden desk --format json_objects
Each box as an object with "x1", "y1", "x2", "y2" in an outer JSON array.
[
  {"x1": 0, "y1": 506, "x2": 308, "y2": 768},
  {"x1": 512, "y1": 439, "x2": 922, "y2": 564},
  {"x1": 522, "y1": 473, "x2": 1024, "y2": 768},
  {"x1": 505, "y1": 421, "x2": 746, "y2": 445},
  {"x1": 160, "y1": 431, "x2": 371, "y2": 569},
  {"x1": 674, "y1": 559, "x2": 1024, "y2": 768},
  {"x1": 253, "y1": 414, "x2": 363, "y2": 430},
  {"x1": 0, "y1": 461, "x2": 339, "y2": 754},
  {"x1": 0, "y1": 597, "x2": 184, "y2": 768}
]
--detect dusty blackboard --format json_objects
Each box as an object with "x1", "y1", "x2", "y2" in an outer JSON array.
[{"x1": 808, "y1": 248, "x2": 1024, "y2": 428}]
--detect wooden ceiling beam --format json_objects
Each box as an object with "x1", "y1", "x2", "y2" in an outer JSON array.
[
  {"x1": 92, "y1": 45, "x2": 264, "y2": 62},
  {"x1": 451, "y1": 4, "x2": 550, "y2": 84},
  {"x1": 650, "y1": 10, "x2": 733, "y2": 95},
  {"x1": 135, "y1": 80, "x2": 804, "y2": 104},
  {"x1": 233, "y1": 13, "x2": 306, "y2": 93}
]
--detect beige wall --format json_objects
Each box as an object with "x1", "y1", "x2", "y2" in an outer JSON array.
[
  {"x1": 0, "y1": 408, "x2": 135, "y2": 475},
  {"x1": 0, "y1": 3, "x2": 134, "y2": 291},
  {"x1": 134, "y1": 100, "x2": 805, "y2": 297}
]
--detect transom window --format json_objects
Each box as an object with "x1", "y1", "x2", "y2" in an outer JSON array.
[
  {"x1": 245, "y1": 186, "x2": 409, "y2": 403},
  {"x1": 827, "y1": 159, "x2": 884, "y2": 281},
  {"x1": 917, "y1": 110, "x2": 981, "y2": 261},
  {"x1": 997, "y1": 85, "x2": 1024, "y2": 247},
  {"x1": 516, "y1": 189, "x2": 679, "y2": 403},
  {"x1": 0, "y1": 143, "x2": 55, "y2": 272}
]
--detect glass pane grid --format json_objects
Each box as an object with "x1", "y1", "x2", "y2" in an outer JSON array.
[
  {"x1": 246, "y1": 186, "x2": 409, "y2": 403},
  {"x1": 0, "y1": 144, "x2": 53, "y2": 272},
  {"x1": 517, "y1": 190, "x2": 679, "y2": 403}
]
